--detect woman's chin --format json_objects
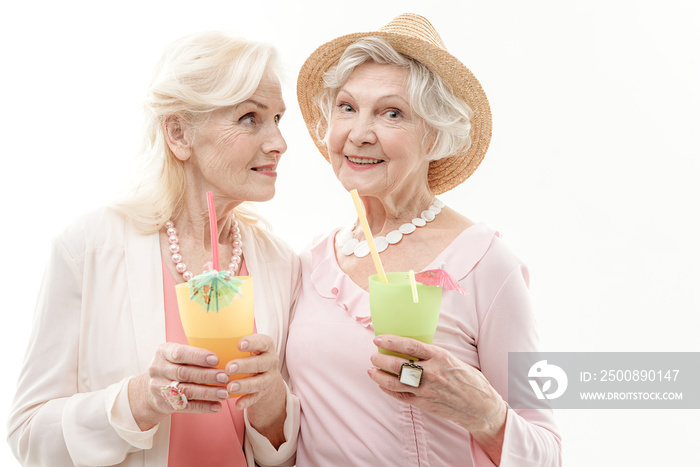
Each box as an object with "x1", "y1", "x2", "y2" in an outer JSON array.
[
  {"x1": 338, "y1": 175, "x2": 382, "y2": 196},
  {"x1": 255, "y1": 189, "x2": 276, "y2": 202},
  {"x1": 236, "y1": 187, "x2": 276, "y2": 203}
]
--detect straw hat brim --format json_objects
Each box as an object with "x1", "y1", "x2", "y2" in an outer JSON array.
[{"x1": 297, "y1": 25, "x2": 492, "y2": 195}]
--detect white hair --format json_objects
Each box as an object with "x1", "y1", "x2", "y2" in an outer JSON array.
[
  {"x1": 317, "y1": 36, "x2": 473, "y2": 162},
  {"x1": 113, "y1": 31, "x2": 279, "y2": 232}
]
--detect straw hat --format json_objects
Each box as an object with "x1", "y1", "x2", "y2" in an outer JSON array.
[{"x1": 297, "y1": 13, "x2": 492, "y2": 195}]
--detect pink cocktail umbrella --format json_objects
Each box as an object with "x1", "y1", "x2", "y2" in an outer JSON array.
[{"x1": 414, "y1": 268, "x2": 467, "y2": 295}]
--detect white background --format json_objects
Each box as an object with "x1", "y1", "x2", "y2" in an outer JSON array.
[{"x1": 1, "y1": 1, "x2": 698, "y2": 465}]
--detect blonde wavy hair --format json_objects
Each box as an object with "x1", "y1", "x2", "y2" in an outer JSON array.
[{"x1": 113, "y1": 32, "x2": 279, "y2": 232}]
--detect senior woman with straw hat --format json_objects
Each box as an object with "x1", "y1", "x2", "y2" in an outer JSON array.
[
  {"x1": 7, "y1": 32, "x2": 299, "y2": 466},
  {"x1": 286, "y1": 14, "x2": 561, "y2": 466}
]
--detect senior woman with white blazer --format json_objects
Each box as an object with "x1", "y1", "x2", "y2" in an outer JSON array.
[{"x1": 7, "y1": 32, "x2": 299, "y2": 467}]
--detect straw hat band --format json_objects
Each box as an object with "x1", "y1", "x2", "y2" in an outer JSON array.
[{"x1": 297, "y1": 13, "x2": 492, "y2": 194}]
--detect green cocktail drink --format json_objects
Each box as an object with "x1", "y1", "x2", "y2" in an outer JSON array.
[{"x1": 369, "y1": 272, "x2": 442, "y2": 360}]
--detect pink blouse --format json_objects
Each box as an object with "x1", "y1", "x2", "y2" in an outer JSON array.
[
  {"x1": 286, "y1": 223, "x2": 561, "y2": 466},
  {"x1": 162, "y1": 260, "x2": 249, "y2": 467}
]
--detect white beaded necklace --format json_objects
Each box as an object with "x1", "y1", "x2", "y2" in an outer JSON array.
[
  {"x1": 165, "y1": 216, "x2": 242, "y2": 281},
  {"x1": 336, "y1": 198, "x2": 444, "y2": 258}
]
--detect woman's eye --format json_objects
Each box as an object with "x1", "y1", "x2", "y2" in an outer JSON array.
[
  {"x1": 240, "y1": 113, "x2": 256, "y2": 124},
  {"x1": 274, "y1": 114, "x2": 281, "y2": 125},
  {"x1": 338, "y1": 103, "x2": 354, "y2": 112},
  {"x1": 386, "y1": 109, "x2": 401, "y2": 119}
]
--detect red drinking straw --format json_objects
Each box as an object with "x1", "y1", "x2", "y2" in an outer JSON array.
[{"x1": 206, "y1": 191, "x2": 219, "y2": 270}]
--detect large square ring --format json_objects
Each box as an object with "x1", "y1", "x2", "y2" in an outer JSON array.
[{"x1": 398, "y1": 362, "x2": 424, "y2": 388}]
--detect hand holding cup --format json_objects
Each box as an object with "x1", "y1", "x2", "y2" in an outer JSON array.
[{"x1": 129, "y1": 342, "x2": 233, "y2": 430}]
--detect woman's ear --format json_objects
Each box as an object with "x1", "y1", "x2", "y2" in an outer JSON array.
[
  {"x1": 423, "y1": 126, "x2": 438, "y2": 161},
  {"x1": 164, "y1": 115, "x2": 193, "y2": 161}
]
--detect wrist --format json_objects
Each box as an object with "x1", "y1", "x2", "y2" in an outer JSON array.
[
  {"x1": 470, "y1": 397, "x2": 507, "y2": 435},
  {"x1": 247, "y1": 376, "x2": 287, "y2": 447},
  {"x1": 128, "y1": 374, "x2": 165, "y2": 431},
  {"x1": 466, "y1": 400, "x2": 507, "y2": 465}
]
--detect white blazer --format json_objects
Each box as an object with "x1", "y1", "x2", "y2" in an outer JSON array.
[{"x1": 7, "y1": 207, "x2": 301, "y2": 467}]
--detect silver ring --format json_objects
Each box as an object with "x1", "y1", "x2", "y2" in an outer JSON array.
[
  {"x1": 160, "y1": 380, "x2": 188, "y2": 411},
  {"x1": 398, "y1": 362, "x2": 424, "y2": 387}
]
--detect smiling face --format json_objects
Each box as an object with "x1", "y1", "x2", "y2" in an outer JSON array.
[
  {"x1": 183, "y1": 72, "x2": 287, "y2": 203},
  {"x1": 327, "y1": 61, "x2": 432, "y2": 199}
]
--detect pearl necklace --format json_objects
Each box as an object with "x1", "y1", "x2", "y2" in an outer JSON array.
[
  {"x1": 165, "y1": 216, "x2": 242, "y2": 281},
  {"x1": 336, "y1": 198, "x2": 445, "y2": 258}
]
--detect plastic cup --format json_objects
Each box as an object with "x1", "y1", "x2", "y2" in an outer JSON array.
[
  {"x1": 369, "y1": 272, "x2": 442, "y2": 360},
  {"x1": 176, "y1": 276, "x2": 254, "y2": 397}
]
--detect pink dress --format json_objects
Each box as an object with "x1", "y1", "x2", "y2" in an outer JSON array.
[
  {"x1": 286, "y1": 223, "x2": 562, "y2": 466},
  {"x1": 162, "y1": 260, "x2": 250, "y2": 467}
]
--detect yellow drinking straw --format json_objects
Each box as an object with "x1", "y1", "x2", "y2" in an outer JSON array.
[
  {"x1": 408, "y1": 270, "x2": 420, "y2": 303},
  {"x1": 350, "y1": 189, "x2": 388, "y2": 283}
]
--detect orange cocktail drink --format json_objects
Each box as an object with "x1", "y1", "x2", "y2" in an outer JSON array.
[{"x1": 175, "y1": 276, "x2": 254, "y2": 397}]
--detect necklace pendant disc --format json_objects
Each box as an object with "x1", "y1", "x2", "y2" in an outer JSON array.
[
  {"x1": 354, "y1": 241, "x2": 370, "y2": 258},
  {"x1": 374, "y1": 236, "x2": 389, "y2": 252},
  {"x1": 386, "y1": 230, "x2": 403, "y2": 244},
  {"x1": 399, "y1": 223, "x2": 417, "y2": 234}
]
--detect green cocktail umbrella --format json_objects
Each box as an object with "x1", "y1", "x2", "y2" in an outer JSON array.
[{"x1": 189, "y1": 267, "x2": 243, "y2": 312}]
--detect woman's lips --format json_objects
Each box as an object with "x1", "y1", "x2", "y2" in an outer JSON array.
[
  {"x1": 345, "y1": 155, "x2": 384, "y2": 170},
  {"x1": 251, "y1": 164, "x2": 277, "y2": 177}
]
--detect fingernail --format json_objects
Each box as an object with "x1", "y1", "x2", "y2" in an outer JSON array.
[
  {"x1": 211, "y1": 403, "x2": 221, "y2": 412},
  {"x1": 374, "y1": 336, "x2": 382, "y2": 345},
  {"x1": 217, "y1": 389, "x2": 228, "y2": 399},
  {"x1": 239, "y1": 340, "x2": 249, "y2": 350},
  {"x1": 206, "y1": 355, "x2": 219, "y2": 366},
  {"x1": 216, "y1": 373, "x2": 229, "y2": 384},
  {"x1": 229, "y1": 382, "x2": 241, "y2": 393},
  {"x1": 228, "y1": 363, "x2": 239, "y2": 374},
  {"x1": 367, "y1": 368, "x2": 373, "y2": 377}
]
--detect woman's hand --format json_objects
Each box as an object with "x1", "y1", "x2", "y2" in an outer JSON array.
[
  {"x1": 368, "y1": 335, "x2": 507, "y2": 464},
  {"x1": 129, "y1": 342, "x2": 230, "y2": 431},
  {"x1": 227, "y1": 334, "x2": 288, "y2": 448}
]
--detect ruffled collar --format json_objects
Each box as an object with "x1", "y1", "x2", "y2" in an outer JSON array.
[{"x1": 308, "y1": 222, "x2": 500, "y2": 328}]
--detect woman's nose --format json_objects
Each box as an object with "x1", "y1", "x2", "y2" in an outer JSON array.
[
  {"x1": 348, "y1": 116, "x2": 377, "y2": 146},
  {"x1": 262, "y1": 125, "x2": 287, "y2": 155}
]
